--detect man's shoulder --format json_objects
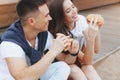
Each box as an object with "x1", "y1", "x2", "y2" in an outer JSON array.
[
  {"x1": 0, "y1": 41, "x2": 25, "y2": 59},
  {"x1": 0, "y1": 41, "x2": 22, "y2": 49}
]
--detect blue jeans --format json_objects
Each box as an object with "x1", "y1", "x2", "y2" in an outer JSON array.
[{"x1": 40, "y1": 61, "x2": 70, "y2": 80}]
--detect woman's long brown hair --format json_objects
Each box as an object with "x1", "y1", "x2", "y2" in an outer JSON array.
[{"x1": 48, "y1": 0, "x2": 73, "y2": 38}]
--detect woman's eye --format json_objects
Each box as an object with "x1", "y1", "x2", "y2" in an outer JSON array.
[
  {"x1": 66, "y1": 9, "x2": 71, "y2": 13},
  {"x1": 72, "y1": 5, "x2": 75, "y2": 8},
  {"x1": 66, "y1": 10, "x2": 70, "y2": 13}
]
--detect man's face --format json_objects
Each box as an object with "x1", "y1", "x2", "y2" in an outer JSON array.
[{"x1": 34, "y1": 4, "x2": 52, "y2": 32}]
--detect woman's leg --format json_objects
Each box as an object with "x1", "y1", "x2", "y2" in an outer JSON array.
[
  {"x1": 40, "y1": 61, "x2": 70, "y2": 80},
  {"x1": 81, "y1": 65, "x2": 101, "y2": 80},
  {"x1": 69, "y1": 64, "x2": 87, "y2": 80}
]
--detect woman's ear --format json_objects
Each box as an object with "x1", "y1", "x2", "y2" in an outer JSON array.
[{"x1": 27, "y1": 17, "x2": 36, "y2": 26}]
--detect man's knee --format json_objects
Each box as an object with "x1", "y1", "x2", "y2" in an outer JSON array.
[{"x1": 57, "y1": 61, "x2": 71, "y2": 73}]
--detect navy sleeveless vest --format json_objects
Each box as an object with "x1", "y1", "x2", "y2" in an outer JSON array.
[{"x1": 1, "y1": 20, "x2": 48, "y2": 65}]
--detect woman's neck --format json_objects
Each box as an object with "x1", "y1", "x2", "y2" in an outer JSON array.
[{"x1": 66, "y1": 22, "x2": 75, "y2": 30}]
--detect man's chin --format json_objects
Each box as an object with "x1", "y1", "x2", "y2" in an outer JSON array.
[{"x1": 44, "y1": 28, "x2": 48, "y2": 31}]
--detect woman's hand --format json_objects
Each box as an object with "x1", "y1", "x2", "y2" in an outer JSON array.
[
  {"x1": 86, "y1": 14, "x2": 104, "y2": 28},
  {"x1": 83, "y1": 15, "x2": 99, "y2": 41},
  {"x1": 68, "y1": 39, "x2": 79, "y2": 55}
]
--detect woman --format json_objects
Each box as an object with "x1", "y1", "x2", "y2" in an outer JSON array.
[{"x1": 48, "y1": 0, "x2": 102, "y2": 80}]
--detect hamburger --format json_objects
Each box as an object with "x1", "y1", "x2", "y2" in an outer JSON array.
[{"x1": 86, "y1": 14, "x2": 104, "y2": 27}]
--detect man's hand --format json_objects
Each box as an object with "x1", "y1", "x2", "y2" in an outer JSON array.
[{"x1": 50, "y1": 33, "x2": 70, "y2": 56}]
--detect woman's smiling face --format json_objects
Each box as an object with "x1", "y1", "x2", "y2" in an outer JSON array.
[{"x1": 63, "y1": 0, "x2": 78, "y2": 23}]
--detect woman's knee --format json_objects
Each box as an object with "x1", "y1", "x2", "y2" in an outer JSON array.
[
  {"x1": 70, "y1": 64, "x2": 81, "y2": 73},
  {"x1": 69, "y1": 64, "x2": 87, "y2": 80}
]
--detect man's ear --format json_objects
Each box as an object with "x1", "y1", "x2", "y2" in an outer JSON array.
[{"x1": 27, "y1": 17, "x2": 36, "y2": 26}]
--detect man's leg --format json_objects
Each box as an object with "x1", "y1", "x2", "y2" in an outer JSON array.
[{"x1": 40, "y1": 61, "x2": 70, "y2": 80}]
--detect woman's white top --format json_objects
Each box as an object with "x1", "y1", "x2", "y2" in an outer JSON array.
[{"x1": 71, "y1": 15, "x2": 88, "y2": 49}]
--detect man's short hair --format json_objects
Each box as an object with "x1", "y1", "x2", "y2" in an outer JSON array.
[{"x1": 16, "y1": 0, "x2": 46, "y2": 21}]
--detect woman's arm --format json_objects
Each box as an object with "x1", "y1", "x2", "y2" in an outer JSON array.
[
  {"x1": 56, "y1": 39, "x2": 79, "y2": 65},
  {"x1": 82, "y1": 39, "x2": 95, "y2": 65},
  {"x1": 94, "y1": 30, "x2": 101, "y2": 53},
  {"x1": 78, "y1": 42, "x2": 94, "y2": 64},
  {"x1": 78, "y1": 17, "x2": 99, "y2": 65},
  {"x1": 56, "y1": 53, "x2": 77, "y2": 65}
]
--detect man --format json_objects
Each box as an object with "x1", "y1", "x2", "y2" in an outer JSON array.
[{"x1": 0, "y1": 0, "x2": 70, "y2": 80}]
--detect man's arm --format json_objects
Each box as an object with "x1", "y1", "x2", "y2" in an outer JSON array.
[
  {"x1": 6, "y1": 50, "x2": 56, "y2": 80},
  {"x1": 5, "y1": 33, "x2": 68, "y2": 80}
]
